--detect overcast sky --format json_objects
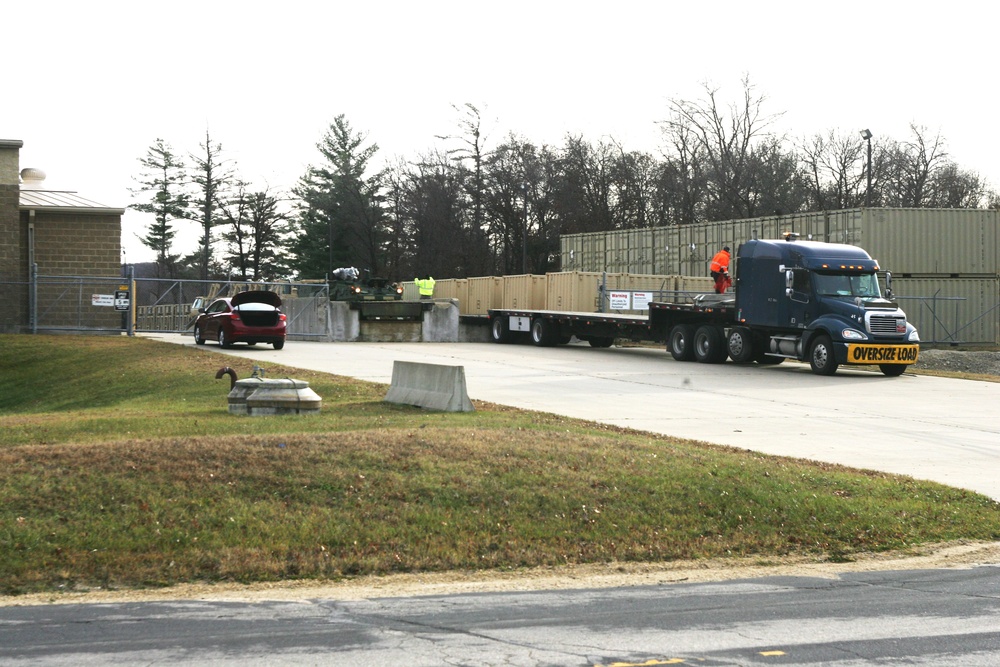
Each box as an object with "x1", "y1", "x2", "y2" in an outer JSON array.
[{"x1": 6, "y1": 1, "x2": 996, "y2": 263}]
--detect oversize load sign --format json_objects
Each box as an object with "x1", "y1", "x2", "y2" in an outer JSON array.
[{"x1": 847, "y1": 344, "x2": 919, "y2": 365}]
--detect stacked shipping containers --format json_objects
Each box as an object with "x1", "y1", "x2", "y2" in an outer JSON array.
[{"x1": 559, "y1": 208, "x2": 1000, "y2": 344}]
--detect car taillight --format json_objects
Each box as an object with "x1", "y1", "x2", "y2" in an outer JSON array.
[
  {"x1": 279, "y1": 314, "x2": 287, "y2": 322},
  {"x1": 229, "y1": 312, "x2": 240, "y2": 321}
]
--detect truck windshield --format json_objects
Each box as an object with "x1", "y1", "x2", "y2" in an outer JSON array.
[{"x1": 814, "y1": 272, "x2": 882, "y2": 298}]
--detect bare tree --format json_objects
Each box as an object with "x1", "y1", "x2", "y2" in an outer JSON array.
[
  {"x1": 660, "y1": 76, "x2": 793, "y2": 220},
  {"x1": 799, "y1": 131, "x2": 867, "y2": 210}
]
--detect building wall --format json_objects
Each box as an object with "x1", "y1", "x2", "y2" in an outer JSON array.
[
  {"x1": 0, "y1": 141, "x2": 25, "y2": 331},
  {"x1": 28, "y1": 210, "x2": 122, "y2": 276},
  {"x1": 0, "y1": 140, "x2": 22, "y2": 281}
]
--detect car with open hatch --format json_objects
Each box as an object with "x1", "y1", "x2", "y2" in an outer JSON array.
[{"x1": 193, "y1": 290, "x2": 286, "y2": 349}]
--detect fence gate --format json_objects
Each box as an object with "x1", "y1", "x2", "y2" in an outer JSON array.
[{"x1": 32, "y1": 273, "x2": 133, "y2": 334}]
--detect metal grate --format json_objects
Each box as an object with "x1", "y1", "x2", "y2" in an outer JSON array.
[{"x1": 868, "y1": 314, "x2": 904, "y2": 335}]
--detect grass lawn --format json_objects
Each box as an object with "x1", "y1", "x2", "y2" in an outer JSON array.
[{"x1": 1, "y1": 334, "x2": 998, "y2": 595}]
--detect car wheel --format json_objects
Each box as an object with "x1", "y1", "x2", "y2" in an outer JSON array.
[
  {"x1": 588, "y1": 336, "x2": 614, "y2": 348},
  {"x1": 693, "y1": 325, "x2": 728, "y2": 364},
  {"x1": 218, "y1": 329, "x2": 232, "y2": 349},
  {"x1": 194, "y1": 325, "x2": 205, "y2": 345},
  {"x1": 273, "y1": 340, "x2": 285, "y2": 350},
  {"x1": 668, "y1": 324, "x2": 695, "y2": 361},
  {"x1": 726, "y1": 326, "x2": 754, "y2": 363},
  {"x1": 808, "y1": 335, "x2": 838, "y2": 375},
  {"x1": 879, "y1": 363, "x2": 906, "y2": 376}
]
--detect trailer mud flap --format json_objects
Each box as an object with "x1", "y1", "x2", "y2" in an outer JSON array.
[{"x1": 846, "y1": 344, "x2": 919, "y2": 365}]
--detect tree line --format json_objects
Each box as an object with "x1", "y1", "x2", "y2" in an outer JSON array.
[{"x1": 131, "y1": 79, "x2": 997, "y2": 282}]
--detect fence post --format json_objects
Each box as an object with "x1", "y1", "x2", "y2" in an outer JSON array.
[
  {"x1": 30, "y1": 262, "x2": 37, "y2": 334},
  {"x1": 126, "y1": 264, "x2": 136, "y2": 337}
]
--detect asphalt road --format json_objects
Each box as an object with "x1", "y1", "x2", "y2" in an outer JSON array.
[
  {"x1": 3, "y1": 567, "x2": 999, "y2": 665},
  {"x1": 147, "y1": 334, "x2": 1000, "y2": 500}
]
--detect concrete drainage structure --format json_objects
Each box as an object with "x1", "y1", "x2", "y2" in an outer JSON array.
[{"x1": 227, "y1": 378, "x2": 322, "y2": 415}]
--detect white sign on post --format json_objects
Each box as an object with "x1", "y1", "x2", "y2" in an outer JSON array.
[
  {"x1": 608, "y1": 291, "x2": 630, "y2": 310},
  {"x1": 632, "y1": 291, "x2": 653, "y2": 310},
  {"x1": 92, "y1": 294, "x2": 114, "y2": 307}
]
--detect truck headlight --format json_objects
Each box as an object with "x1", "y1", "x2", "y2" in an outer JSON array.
[
  {"x1": 842, "y1": 328, "x2": 868, "y2": 340},
  {"x1": 908, "y1": 330, "x2": 920, "y2": 342}
]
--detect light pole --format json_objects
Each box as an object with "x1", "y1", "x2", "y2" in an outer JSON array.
[{"x1": 860, "y1": 129, "x2": 873, "y2": 207}]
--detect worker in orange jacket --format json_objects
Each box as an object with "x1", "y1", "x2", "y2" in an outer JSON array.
[{"x1": 709, "y1": 246, "x2": 732, "y2": 293}]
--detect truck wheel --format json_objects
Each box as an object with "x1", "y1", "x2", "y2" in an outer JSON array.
[
  {"x1": 531, "y1": 318, "x2": 558, "y2": 347},
  {"x1": 588, "y1": 336, "x2": 614, "y2": 348},
  {"x1": 879, "y1": 364, "x2": 907, "y2": 377},
  {"x1": 491, "y1": 317, "x2": 510, "y2": 344},
  {"x1": 808, "y1": 335, "x2": 838, "y2": 375},
  {"x1": 694, "y1": 325, "x2": 728, "y2": 364},
  {"x1": 668, "y1": 324, "x2": 695, "y2": 361},
  {"x1": 726, "y1": 326, "x2": 754, "y2": 363}
]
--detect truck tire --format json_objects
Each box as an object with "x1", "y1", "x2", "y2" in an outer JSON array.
[
  {"x1": 879, "y1": 363, "x2": 907, "y2": 377},
  {"x1": 588, "y1": 336, "x2": 614, "y2": 348},
  {"x1": 694, "y1": 325, "x2": 728, "y2": 364},
  {"x1": 491, "y1": 317, "x2": 510, "y2": 343},
  {"x1": 726, "y1": 326, "x2": 755, "y2": 363},
  {"x1": 668, "y1": 324, "x2": 695, "y2": 361},
  {"x1": 808, "y1": 334, "x2": 838, "y2": 375},
  {"x1": 531, "y1": 318, "x2": 558, "y2": 347}
]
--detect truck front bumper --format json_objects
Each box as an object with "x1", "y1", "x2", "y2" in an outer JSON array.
[{"x1": 837, "y1": 342, "x2": 920, "y2": 366}]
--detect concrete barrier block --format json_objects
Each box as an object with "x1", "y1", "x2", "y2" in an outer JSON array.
[{"x1": 384, "y1": 360, "x2": 475, "y2": 412}]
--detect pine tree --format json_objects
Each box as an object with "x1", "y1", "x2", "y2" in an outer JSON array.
[
  {"x1": 129, "y1": 139, "x2": 190, "y2": 277},
  {"x1": 289, "y1": 115, "x2": 386, "y2": 279}
]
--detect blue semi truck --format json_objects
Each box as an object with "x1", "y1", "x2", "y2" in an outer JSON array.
[{"x1": 488, "y1": 235, "x2": 921, "y2": 377}]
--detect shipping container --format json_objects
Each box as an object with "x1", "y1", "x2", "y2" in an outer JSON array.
[
  {"x1": 503, "y1": 274, "x2": 547, "y2": 310},
  {"x1": 545, "y1": 271, "x2": 624, "y2": 313},
  {"x1": 891, "y1": 276, "x2": 1000, "y2": 345},
  {"x1": 467, "y1": 276, "x2": 504, "y2": 316},
  {"x1": 559, "y1": 208, "x2": 1000, "y2": 277},
  {"x1": 863, "y1": 208, "x2": 999, "y2": 275},
  {"x1": 439, "y1": 278, "x2": 469, "y2": 310}
]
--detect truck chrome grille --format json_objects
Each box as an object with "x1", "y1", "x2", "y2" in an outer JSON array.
[{"x1": 868, "y1": 314, "x2": 904, "y2": 335}]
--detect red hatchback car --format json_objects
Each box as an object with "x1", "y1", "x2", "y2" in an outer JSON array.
[{"x1": 193, "y1": 290, "x2": 286, "y2": 349}]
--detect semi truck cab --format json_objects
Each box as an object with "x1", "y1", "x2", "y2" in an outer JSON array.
[{"x1": 734, "y1": 236, "x2": 920, "y2": 376}]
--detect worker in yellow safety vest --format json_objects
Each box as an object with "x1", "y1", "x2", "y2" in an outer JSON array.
[{"x1": 415, "y1": 275, "x2": 435, "y2": 299}]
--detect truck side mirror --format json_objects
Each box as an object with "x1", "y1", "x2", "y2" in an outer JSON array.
[
  {"x1": 785, "y1": 269, "x2": 794, "y2": 298},
  {"x1": 885, "y1": 271, "x2": 893, "y2": 300}
]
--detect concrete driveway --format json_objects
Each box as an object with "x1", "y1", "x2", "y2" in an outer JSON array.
[{"x1": 146, "y1": 334, "x2": 1000, "y2": 500}]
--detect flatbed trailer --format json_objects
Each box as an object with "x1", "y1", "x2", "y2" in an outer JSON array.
[
  {"x1": 487, "y1": 237, "x2": 922, "y2": 377},
  {"x1": 488, "y1": 295, "x2": 734, "y2": 349}
]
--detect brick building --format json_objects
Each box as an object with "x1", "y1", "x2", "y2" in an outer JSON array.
[{"x1": 0, "y1": 139, "x2": 125, "y2": 332}]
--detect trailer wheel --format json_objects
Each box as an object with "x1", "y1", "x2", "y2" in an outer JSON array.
[
  {"x1": 531, "y1": 318, "x2": 559, "y2": 347},
  {"x1": 726, "y1": 326, "x2": 755, "y2": 363},
  {"x1": 668, "y1": 324, "x2": 695, "y2": 361},
  {"x1": 879, "y1": 363, "x2": 907, "y2": 377},
  {"x1": 491, "y1": 317, "x2": 510, "y2": 344},
  {"x1": 694, "y1": 325, "x2": 728, "y2": 364},
  {"x1": 808, "y1": 334, "x2": 838, "y2": 375},
  {"x1": 588, "y1": 336, "x2": 614, "y2": 348}
]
